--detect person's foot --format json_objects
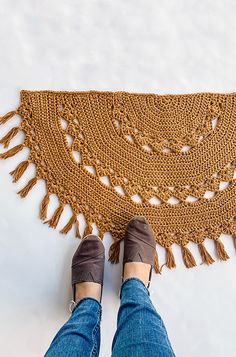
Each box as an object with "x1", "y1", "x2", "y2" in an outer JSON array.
[
  {"x1": 75, "y1": 282, "x2": 102, "y2": 302},
  {"x1": 122, "y1": 216, "x2": 156, "y2": 288},
  {"x1": 71, "y1": 234, "x2": 105, "y2": 309},
  {"x1": 123, "y1": 262, "x2": 152, "y2": 287}
]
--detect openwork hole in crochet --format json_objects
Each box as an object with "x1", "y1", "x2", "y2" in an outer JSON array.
[{"x1": 0, "y1": 89, "x2": 236, "y2": 273}]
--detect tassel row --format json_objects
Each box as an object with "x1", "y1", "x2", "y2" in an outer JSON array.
[
  {"x1": 10, "y1": 160, "x2": 30, "y2": 182},
  {"x1": 164, "y1": 238, "x2": 231, "y2": 271},
  {"x1": 0, "y1": 126, "x2": 20, "y2": 148},
  {"x1": 41, "y1": 197, "x2": 81, "y2": 236},
  {"x1": 0, "y1": 144, "x2": 24, "y2": 159},
  {"x1": 0, "y1": 110, "x2": 17, "y2": 124},
  {"x1": 17, "y1": 177, "x2": 38, "y2": 198}
]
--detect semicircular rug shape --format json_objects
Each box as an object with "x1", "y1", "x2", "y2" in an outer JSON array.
[{"x1": 1, "y1": 89, "x2": 236, "y2": 273}]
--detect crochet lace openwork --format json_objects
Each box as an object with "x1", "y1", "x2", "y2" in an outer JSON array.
[{"x1": 1, "y1": 89, "x2": 236, "y2": 273}]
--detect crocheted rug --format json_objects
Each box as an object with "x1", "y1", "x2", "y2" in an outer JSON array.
[{"x1": 1, "y1": 90, "x2": 236, "y2": 273}]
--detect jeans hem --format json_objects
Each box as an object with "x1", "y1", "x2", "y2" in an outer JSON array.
[
  {"x1": 72, "y1": 296, "x2": 102, "y2": 314},
  {"x1": 120, "y1": 277, "x2": 150, "y2": 299}
]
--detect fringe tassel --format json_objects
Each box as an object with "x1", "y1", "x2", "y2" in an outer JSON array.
[
  {"x1": 45, "y1": 204, "x2": 64, "y2": 229},
  {"x1": 154, "y1": 249, "x2": 161, "y2": 274},
  {"x1": 215, "y1": 238, "x2": 230, "y2": 261},
  {"x1": 39, "y1": 192, "x2": 51, "y2": 220},
  {"x1": 83, "y1": 221, "x2": 93, "y2": 238},
  {"x1": 9, "y1": 160, "x2": 30, "y2": 182},
  {"x1": 0, "y1": 110, "x2": 17, "y2": 124},
  {"x1": 198, "y1": 242, "x2": 215, "y2": 265},
  {"x1": 60, "y1": 213, "x2": 77, "y2": 234},
  {"x1": 75, "y1": 219, "x2": 82, "y2": 239},
  {"x1": 166, "y1": 246, "x2": 176, "y2": 269},
  {"x1": 108, "y1": 239, "x2": 121, "y2": 264},
  {"x1": 0, "y1": 126, "x2": 20, "y2": 148},
  {"x1": 181, "y1": 245, "x2": 197, "y2": 268},
  {"x1": 17, "y1": 177, "x2": 38, "y2": 198},
  {"x1": 0, "y1": 144, "x2": 24, "y2": 159}
]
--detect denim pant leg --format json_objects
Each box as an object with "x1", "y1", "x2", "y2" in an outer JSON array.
[
  {"x1": 111, "y1": 277, "x2": 176, "y2": 357},
  {"x1": 44, "y1": 297, "x2": 102, "y2": 357}
]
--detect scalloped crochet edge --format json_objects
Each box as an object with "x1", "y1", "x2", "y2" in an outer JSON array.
[{"x1": 0, "y1": 108, "x2": 235, "y2": 274}]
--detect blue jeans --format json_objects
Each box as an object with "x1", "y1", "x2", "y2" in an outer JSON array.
[{"x1": 45, "y1": 278, "x2": 176, "y2": 357}]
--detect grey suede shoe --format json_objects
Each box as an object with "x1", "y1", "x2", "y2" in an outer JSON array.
[
  {"x1": 69, "y1": 234, "x2": 105, "y2": 312},
  {"x1": 122, "y1": 216, "x2": 157, "y2": 288}
]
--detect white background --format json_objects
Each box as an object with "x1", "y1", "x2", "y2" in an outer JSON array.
[{"x1": 0, "y1": 1, "x2": 236, "y2": 356}]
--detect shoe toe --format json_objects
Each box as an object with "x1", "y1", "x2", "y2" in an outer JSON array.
[
  {"x1": 123, "y1": 216, "x2": 156, "y2": 267},
  {"x1": 72, "y1": 234, "x2": 104, "y2": 265},
  {"x1": 71, "y1": 234, "x2": 105, "y2": 288},
  {"x1": 126, "y1": 216, "x2": 154, "y2": 244}
]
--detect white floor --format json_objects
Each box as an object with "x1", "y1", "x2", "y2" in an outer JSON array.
[{"x1": 1, "y1": 1, "x2": 236, "y2": 356}]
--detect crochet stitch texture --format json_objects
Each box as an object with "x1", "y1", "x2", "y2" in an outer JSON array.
[{"x1": 1, "y1": 89, "x2": 236, "y2": 273}]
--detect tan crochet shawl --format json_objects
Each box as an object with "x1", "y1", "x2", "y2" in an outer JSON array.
[{"x1": 1, "y1": 90, "x2": 236, "y2": 273}]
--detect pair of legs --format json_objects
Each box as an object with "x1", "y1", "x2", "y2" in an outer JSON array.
[{"x1": 44, "y1": 217, "x2": 176, "y2": 356}]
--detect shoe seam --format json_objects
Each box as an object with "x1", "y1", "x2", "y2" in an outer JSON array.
[
  {"x1": 125, "y1": 230, "x2": 156, "y2": 249},
  {"x1": 72, "y1": 252, "x2": 105, "y2": 267}
]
